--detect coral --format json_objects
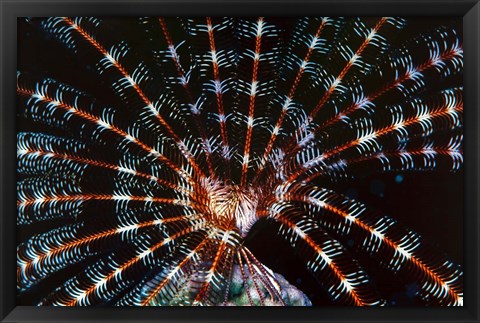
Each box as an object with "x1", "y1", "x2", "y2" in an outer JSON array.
[{"x1": 223, "y1": 265, "x2": 311, "y2": 306}]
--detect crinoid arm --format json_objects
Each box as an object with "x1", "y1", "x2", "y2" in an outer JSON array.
[{"x1": 270, "y1": 184, "x2": 463, "y2": 306}]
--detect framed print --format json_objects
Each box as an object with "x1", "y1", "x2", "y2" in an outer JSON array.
[{"x1": 1, "y1": 0, "x2": 479, "y2": 322}]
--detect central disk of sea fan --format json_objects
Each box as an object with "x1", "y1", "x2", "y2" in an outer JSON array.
[{"x1": 200, "y1": 178, "x2": 259, "y2": 237}]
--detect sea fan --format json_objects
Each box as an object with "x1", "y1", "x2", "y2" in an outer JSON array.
[{"x1": 17, "y1": 16, "x2": 463, "y2": 306}]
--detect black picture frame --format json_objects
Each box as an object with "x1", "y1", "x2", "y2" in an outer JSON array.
[{"x1": 1, "y1": 0, "x2": 479, "y2": 322}]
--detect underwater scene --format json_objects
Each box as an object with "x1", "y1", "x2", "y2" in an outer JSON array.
[{"x1": 17, "y1": 17, "x2": 463, "y2": 306}]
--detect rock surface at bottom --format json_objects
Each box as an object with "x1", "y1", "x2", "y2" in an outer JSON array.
[{"x1": 223, "y1": 264, "x2": 312, "y2": 306}]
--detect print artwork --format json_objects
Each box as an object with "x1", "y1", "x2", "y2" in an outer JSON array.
[{"x1": 17, "y1": 17, "x2": 463, "y2": 306}]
